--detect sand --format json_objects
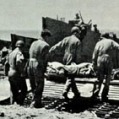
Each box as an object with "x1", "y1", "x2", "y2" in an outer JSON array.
[{"x1": 0, "y1": 104, "x2": 100, "y2": 119}]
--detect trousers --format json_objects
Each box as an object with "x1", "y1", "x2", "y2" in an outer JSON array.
[
  {"x1": 27, "y1": 59, "x2": 45, "y2": 106},
  {"x1": 93, "y1": 54, "x2": 113, "y2": 99},
  {"x1": 8, "y1": 71, "x2": 27, "y2": 105}
]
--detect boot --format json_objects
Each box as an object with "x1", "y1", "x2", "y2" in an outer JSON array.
[{"x1": 101, "y1": 86, "x2": 109, "y2": 102}]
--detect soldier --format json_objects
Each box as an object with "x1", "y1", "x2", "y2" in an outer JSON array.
[
  {"x1": 92, "y1": 33, "x2": 119, "y2": 101},
  {"x1": 27, "y1": 29, "x2": 51, "y2": 108},
  {"x1": 1, "y1": 46, "x2": 8, "y2": 65},
  {"x1": 49, "y1": 26, "x2": 82, "y2": 100},
  {"x1": 8, "y1": 40, "x2": 27, "y2": 105},
  {"x1": 93, "y1": 24, "x2": 100, "y2": 33}
]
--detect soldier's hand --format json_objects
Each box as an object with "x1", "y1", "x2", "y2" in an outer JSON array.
[{"x1": 49, "y1": 47, "x2": 55, "y2": 53}]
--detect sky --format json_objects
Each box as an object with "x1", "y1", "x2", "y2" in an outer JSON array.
[{"x1": 0, "y1": 0, "x2": 119, "y2": 40}]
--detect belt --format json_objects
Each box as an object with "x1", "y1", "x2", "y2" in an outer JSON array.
[{"x1": 29, "y1": 58, "x2": 37, "y2": 61}]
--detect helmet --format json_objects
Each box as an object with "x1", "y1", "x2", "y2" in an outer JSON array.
[
  {"x1": 93, "y1": 24, "x2": 97, "y2": 27},
  {"x1": 71, "y1": 26, "x2": 80, "y2": 34},
  {"x1": 101, "y1": 33, "x2": 109, "y2": 38},
  {"x1": 41, "y1": 29, "x2": 51, "y2": 37},
  {"x1": 15, "y1": 40, "x2": 24, "y2": 47}
]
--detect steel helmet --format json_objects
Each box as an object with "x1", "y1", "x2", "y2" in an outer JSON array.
[
  {"x1": 15, "y1": 40, "x2": 25, "y2": 47},
  {"x1": 101, "y1": 33, "x2": 109, "y2": 38},
  {"x1": 71, "y1": 26, "x2": 80, "y2": 34},
  {"x1": 41, "y1": 29, "x2": 51, "y2": 37}
]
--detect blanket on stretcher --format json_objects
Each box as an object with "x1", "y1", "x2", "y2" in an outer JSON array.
[{"x1": 45, "y1": 62, "x2": 96, "y2": 78}]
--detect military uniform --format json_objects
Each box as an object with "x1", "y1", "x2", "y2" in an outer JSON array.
[
  {"x1": 8, "y1": 47, "x2": 27, "y2": 105},
  {"x1": 28, "y1": 38, "x2": 49, "y2": 108},
  {"x1": 49, "y1": 34, "x2": 81, "y2": 98},
  {"x1": 92, "y1": 37, "x2": 119, "y2": 100}
]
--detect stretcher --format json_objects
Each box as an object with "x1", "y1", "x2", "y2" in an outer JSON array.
[
  {"x1": 45, "y1": 62, "x2": 96, "y2": 83},
  {"x1": 44, "y1": 62, "x2": 97, "y2": 98}
]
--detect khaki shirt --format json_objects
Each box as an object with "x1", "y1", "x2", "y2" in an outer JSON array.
[
  {"x1": 29, "y1": 38, "x2": 49, "y2": 67},
  {"x1": 49, "y1": 35, "x2": 81, "y2": 64},
  {"x1": 8, "y1": 48, "x2": 25, "y2": 76},
  {"x1": 92, "y1": 37, "x2": 119, "y2": 66}
]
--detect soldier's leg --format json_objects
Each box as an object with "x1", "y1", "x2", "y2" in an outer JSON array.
[
  {"x1": 70, "y1": 77, "x2": 79, "y2": 96},
  {"x1": 62, "y1": 54, "x2": 73, "y2": 98},
  {"x1": 93, "y1": 55, "x2": 105, "y2": 98},
  {"x1": 102, "y1": 56, "x2": 112, "y2": 101},
  {"x1": 33, "y1": 76, "x2": 44, "y2": 108},
  {"x1": 27, "y1": 60, "x2": 36, "y2": 96},
  {"x1": 18, "y1": 77, "x2": 27, "y2": 105},
  {"x1": 29, "y1": 76, "x2": 36, "y2": 92},
  {"x1": 102, "y1": 65, "x2": 112, "y2": 101},
  {"x1": 101, "y1": 75, "x2": 111, "y2": 101},
  {"x1": 62, "y1": 78, "x2": 72, "y2": 98},
  {"x1": 9, "y1": 76, "x2": 19, "y2": 104},
  {"x1": 93, "y1": 74, "x2": 104, "y2": 98}
]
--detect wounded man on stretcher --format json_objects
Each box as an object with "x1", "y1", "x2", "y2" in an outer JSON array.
[{"x1": 45, "y1": 62, "x2": 96, "y2": 79}]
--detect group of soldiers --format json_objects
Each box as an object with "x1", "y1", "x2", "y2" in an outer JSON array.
[{"x1": 5, "y1": 24, "x2": 119, "y2": 108}]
